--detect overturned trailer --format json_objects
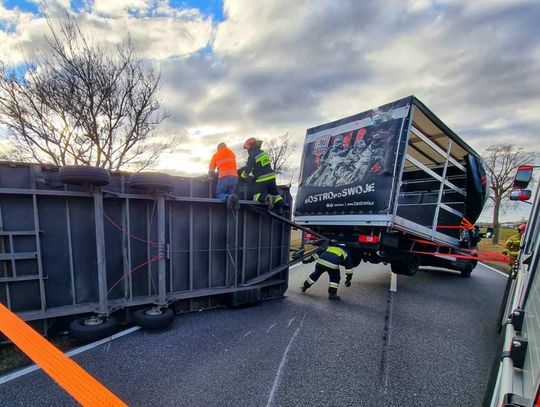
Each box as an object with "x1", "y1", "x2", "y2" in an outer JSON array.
[
  {"x1": 0, "y1": 163, "x2": 291, "y2": 340},
  {"x1": 295, "y1": 96, "x2": 489, "y2": 277}
]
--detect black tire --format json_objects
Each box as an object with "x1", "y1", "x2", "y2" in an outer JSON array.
[
  {"x1": 59, "y1": 166, "x2": 110, "y2": 186},
  {"x1": 133, "y1": 307, "x2": 174, "y2": 329},
  {"x1": 460, "y1": 262, "x2": 474, "y2": 278},
  {"x1": 69, "y1": 316, "x2": 117, "y2": 342},
  {"x1": 457, "y1": 253, "x2": 477, "y2": 278},
  {"x1": 391, "y1": 255, "x2": 419, "y2": 276},
  {"x1": 129, "y1": 172, "x2": 173, "y2": 191}
]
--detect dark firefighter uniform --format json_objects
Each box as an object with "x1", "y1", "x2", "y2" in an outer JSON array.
[
  {"x1": 240, "y1": 138, "x2": 284, "y2": 209},
  {"x1": 301, "y1": 245, "x2": 354, "y2": 300}
]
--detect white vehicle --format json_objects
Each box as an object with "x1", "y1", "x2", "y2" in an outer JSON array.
[{"x1": 485, "y1": 165, "x2": 540, "y2": 406}]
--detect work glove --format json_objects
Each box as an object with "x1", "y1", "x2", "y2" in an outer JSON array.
[
  {"x1": 302, "y1": 255, "x2": 315, "y2": 264},
  {"x1": 208, "y1": 171, "x2": 217, "y2": 180},
  {"x1": 238, "y1": 167, "x2": 247, "y2": 178},
  {"x1": 292, "y1": 248, "x2": 305, "y2": 261}
]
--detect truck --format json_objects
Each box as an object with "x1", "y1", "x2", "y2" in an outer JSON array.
[
  {"x1": 484, "y1": 165, "x2": 540, "y2": 407},
  {"x1": 294, "y1": 96, "x2": 489, "y2": 277}
]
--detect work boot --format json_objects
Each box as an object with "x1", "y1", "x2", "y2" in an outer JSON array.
[
  {"x1": 328, "y1": 293, "x2": 341, "y2": 300},
  {"x1": 301, "y1": 281, "x2": 310, "y2": 293},
  {"x1": 231, "y1": 194, "x2": 240, "y2": 211},
  {"x1": 266, "y1": 195, "x2": 275, "y2": 210},
  {"x1": 226, "y1": 195, "x2": 234, "y2": 210}
]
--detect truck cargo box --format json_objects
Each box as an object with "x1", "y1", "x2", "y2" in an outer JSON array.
[{"x1": 295, "y1": 96, "x2": 488, "y2": 248}]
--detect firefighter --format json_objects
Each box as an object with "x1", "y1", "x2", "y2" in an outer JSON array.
[
  {"x1": 239, "y1": 138, "x2": 284, "y2": 210},
  {"x1": 209, "y1": 142, "x2": 240, "y2": 211},
  {"x1": 502, "y1": 223, "x2": 526, "y2": 263},
  {"x1": 301, "y1": 243, "x2": 354, "y2": 300}
]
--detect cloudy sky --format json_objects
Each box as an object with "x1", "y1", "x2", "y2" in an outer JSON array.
[{"x1": 1, "y1": 0, "x2": 539, "y2": 221}]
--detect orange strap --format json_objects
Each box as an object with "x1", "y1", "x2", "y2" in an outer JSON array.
[{"x1": 0, "y1": 303, "x2": 127, "y2": 407}]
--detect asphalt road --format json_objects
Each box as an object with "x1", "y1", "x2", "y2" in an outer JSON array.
[{"x1": 0, "y1": 262, "x2": 507, "y2": 407}]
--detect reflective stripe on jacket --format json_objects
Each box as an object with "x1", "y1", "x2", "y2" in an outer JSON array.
[
  {"x1": 241, "y1": 147, "x2": 276, "y2": 182},
  {"x1": 316, "y1": 246, "x2": 353, "y2": 270},
  {"x1": 209, "y1": 146, "x2": 238, "y2": 179},
  {"x1": 502, "y1": 234, "x2": 522, "y2": 259}
]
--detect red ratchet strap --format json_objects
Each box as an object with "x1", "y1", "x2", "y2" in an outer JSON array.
[
  {"x1": 409, "y1": 238, "x2": 512, "y2": 263},
  {"x1": 437, "y1": 217, "x2": 475, "y2": 230}
]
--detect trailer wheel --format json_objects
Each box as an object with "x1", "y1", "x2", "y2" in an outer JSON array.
[
  {"x1": 391, "y1": 255, "x2": 419, "y2": 276},
  {"x1": 129, "y1": 172, "x2": 173, "y2": 191},
  {"x1": 59, "y1": 166, "x2": 111, "y2": 186},
  {"x1": 69, "y1": 315, "x2": 117, "y2": 342},
  {"x1": 133, "y1": 307, "x2": 174, "y2": 329}
]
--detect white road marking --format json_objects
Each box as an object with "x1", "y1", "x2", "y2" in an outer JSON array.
[
  {"x1": 384, "y1": 299, "x2": 394, "y2": 389},
  {"x1": 266, "y1": 312, "x2": 307, "y2": 406},
  {"x1": 287, "y1": 318, "x2": 295, "y2": 327},
  {"x1": 390, "y1": 273, "x2": 397, "y2": 292},
  {"x1": 479, "y1": 262, "x2": 509, "y2": 278},
  {"x1": 290, "y1": 263, "x2": 302, "y2": 270},
  {"x1": 265, "y1": 327, "x2": 301, "y2": 407},
  {"x1": 266, "y1": 323, "x2": 277, "y2": 333},
  {"x1": 0, "y1": 326, "x2": 140, "y2": 385},
  {"x1": 243, "y1": 330, "x2": 252, "y2": 338}
]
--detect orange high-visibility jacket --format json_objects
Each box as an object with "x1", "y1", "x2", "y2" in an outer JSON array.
[{"x1": 209, "y1": 146, "x2": 238, "y2": 178}]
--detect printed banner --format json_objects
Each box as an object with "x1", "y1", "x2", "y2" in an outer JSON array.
[{"x1": 296, "y1": 102, "x2": 410, "y2": 216}]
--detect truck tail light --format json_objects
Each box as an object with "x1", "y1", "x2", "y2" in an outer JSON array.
[{"x1": 358, "y1": 234, "x2": 380, "y2": 243}]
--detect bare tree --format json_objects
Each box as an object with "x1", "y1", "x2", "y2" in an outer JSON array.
[
  {"x1": 266, "y1": 132, "x2": 298, "y2": 183},
  {"x1": 483, "y1": 143, "x2": 536, "y2": 244},
  {"x1": 0, "y1": 14, "x2": 172, "y2": 171}
]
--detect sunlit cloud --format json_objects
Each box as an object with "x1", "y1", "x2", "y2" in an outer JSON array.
[{"x1": 1, "y1": 0, "x2": 539, "y2": 220}]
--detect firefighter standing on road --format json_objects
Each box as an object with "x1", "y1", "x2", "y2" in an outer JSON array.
[
  {"x1": 503, "y1": 223, "x2": 526, "y2": 263},
  {"x1": 239, "y1": 138, "x2": 284, "y2": 210},
  {"x1": 209, "y1": 142, "x2": 240, "y2": 211},
  {"x1": 301, "y1": 243, "x2": 354, "y2": 300}
]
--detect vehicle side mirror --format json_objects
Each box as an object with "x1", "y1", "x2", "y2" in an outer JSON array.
[
  {"x1": 509, "y1": 189, "x2": 532, "y2": 201},
  {"x1": 513, "y1": 165, "x2": 533, "y2": 189}
]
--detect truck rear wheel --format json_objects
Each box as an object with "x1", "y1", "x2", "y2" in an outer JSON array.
[
  {"x1": 460, "y1": 262, "x2": 474, "y2": 278},
  {"x1": 391, "y1": 255, "x2": 419, "y2": 276}
]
